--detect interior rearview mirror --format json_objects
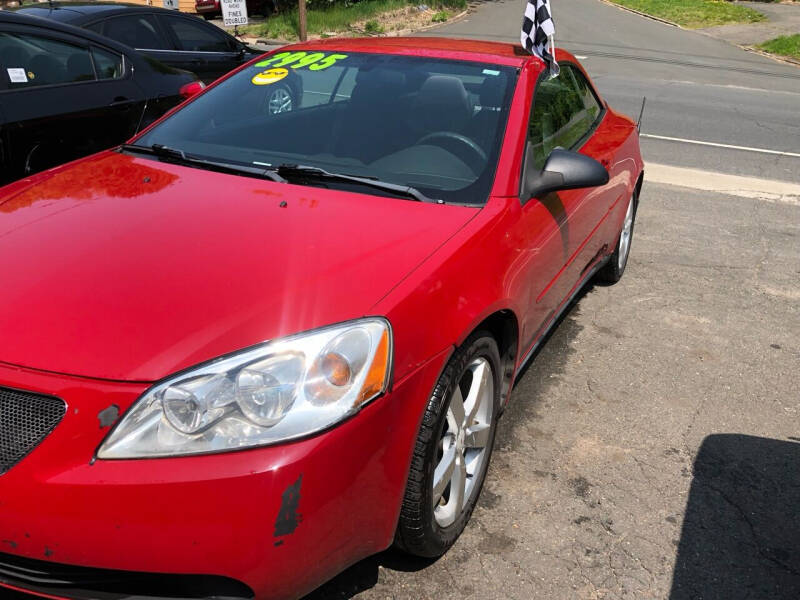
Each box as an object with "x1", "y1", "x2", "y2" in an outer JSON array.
[{"x1": 523, "y1": 147, "x2": 609, "y2": 202}]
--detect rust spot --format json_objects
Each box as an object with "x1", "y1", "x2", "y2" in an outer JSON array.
[
  {"x1": 274, "y1": 474, "x2": 302, "y2": 538},
  {"x1": 2, "y1": 540, "x2": 17, "y2": 549},
  {"x1": 44, "y1": 546, "x2": 54, "y2": 558},
  {"x1": 98, "y1": 404, "x2": 120, "y2": 428}
]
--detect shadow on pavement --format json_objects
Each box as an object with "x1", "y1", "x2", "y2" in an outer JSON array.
[
  {"x1": 302, "y1": 549, "x2": 436, "y2": 599},
  {"x1": 671, "y1": 434, "x2": 800, "y2": 599}
]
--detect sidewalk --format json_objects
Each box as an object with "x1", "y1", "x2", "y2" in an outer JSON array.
[{"x1": 698, "y1": 1, "x2": 800, "y2": 46}]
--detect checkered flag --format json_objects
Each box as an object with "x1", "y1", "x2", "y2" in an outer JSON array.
[{"x1": 521, "y1": 0, "x2": 559, "y2": 77}]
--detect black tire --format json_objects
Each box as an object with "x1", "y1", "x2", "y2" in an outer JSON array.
[
  {"x1": 395, "y1": 331, "x2": 501, "y2": 558},
  {"x1": 597, "y1": 189, "x2": 638, "y2": 284}
]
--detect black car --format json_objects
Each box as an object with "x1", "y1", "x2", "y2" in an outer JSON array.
[
  {"x1": 0, "y1": 11, "x2": 199, "y2": 185},
  {"x1": 16, "y1": 2, "x2": 263, "y2": 84}
]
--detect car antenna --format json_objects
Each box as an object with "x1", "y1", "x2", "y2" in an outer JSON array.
[{"x1": 637, "y1": 97, "x2": 647, "y2": 134}]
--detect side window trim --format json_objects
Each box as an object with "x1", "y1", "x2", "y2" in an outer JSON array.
[
  {"x1": 563, "y1": 64, "x2": 605, "y2": 142},
  {"x1": 519, "y1": 63, "x2": 607, "y2": 200},
  {"x1": 527, "y1": 63, "x2": 606, "y2": 153},
  {"x1": 89, "y1": 44, "x2": 128, "y2": 81}
]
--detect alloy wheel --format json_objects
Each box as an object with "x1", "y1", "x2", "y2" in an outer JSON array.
[
  {"x1": 618, "y1": 194, "x2": 635, "y2": 271},
  {"x1": 433, "y1": 357, "x2": 494, "y2": 528},
  {"x1": 268, "y1": 88, "x2": 293, "y2": 114}
]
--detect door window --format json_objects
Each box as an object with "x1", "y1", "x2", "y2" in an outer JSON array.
[
  {"x1": 89, "y1": 15, "x2": 169, "y2": 50},
  {"x1": 160, "y1": 16, "x2": 233, "y2": 52},
  {"x1": 528, "y1": 65, "x2": 603, "y2": 169},
  {"x1": 91, "y1": 47, "x2": 125, "y2": 80},
  {"x1": 0, "y1": 32, "x2": 94, "y2": 88}
]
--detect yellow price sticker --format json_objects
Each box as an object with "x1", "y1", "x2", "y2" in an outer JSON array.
[{"x1": 251, "y1": 68, "x2": 289, "y2": 86}]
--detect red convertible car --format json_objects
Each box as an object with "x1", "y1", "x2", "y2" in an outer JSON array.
[{"x1": 0, "y1": 38, "x2": 643, "y2": 599}]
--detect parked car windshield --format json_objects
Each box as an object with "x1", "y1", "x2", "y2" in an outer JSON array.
[{"x1": 135, "y1": 51, "x2": 517, "y2": 204}]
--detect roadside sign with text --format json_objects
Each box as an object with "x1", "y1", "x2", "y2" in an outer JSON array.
[
  {"x1": 162, "y1": 0, "x2": 179, "y2": 9},
  {"x1": 221, "y1": 0, "x2": 248, "y2": 27}
]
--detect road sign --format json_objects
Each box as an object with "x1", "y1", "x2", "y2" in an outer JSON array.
[
  {"x1": 162, "y1": 0, "x2": 179, "y2": 9},
  {"x1": 221, "y1": 0, "x2": 249, "y2": 27}
]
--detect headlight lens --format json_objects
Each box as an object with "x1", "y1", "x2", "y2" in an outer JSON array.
[{"x1": 98, "y1": 318, "x2": 392, "y2": 458}]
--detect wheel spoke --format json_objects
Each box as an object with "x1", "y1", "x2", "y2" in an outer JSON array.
[
  {"x1": 449, "y1": 386, "x2": 465, "y2": 428},
  {"x1": 464, "y1": 423, "x2": 490, "y2": 449},
  {"x1": 433, "y1": 443, "x2": 456, "y2": 503},
  {"x1": 450, "y1": 455, "x2": 467, "y2": 512},
  {"x1": 464, "y1": 361, "x2": 489, "y2": 425}
]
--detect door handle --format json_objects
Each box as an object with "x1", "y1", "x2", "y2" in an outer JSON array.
[{"x1": 109, "y1": 96, "x2": 131, "y2": 106}]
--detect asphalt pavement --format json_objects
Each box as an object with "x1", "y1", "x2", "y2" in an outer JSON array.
[
  {"x1": 303, "y1": 1, "x2": 800, "y2": 598},
  {"x1": 421, "y1": 0, "x2": 800, "y2": 180}
]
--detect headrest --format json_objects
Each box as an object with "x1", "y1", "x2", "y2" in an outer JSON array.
[{"x1": 414, "y1": 75, "x2": 472, "y2": 132}]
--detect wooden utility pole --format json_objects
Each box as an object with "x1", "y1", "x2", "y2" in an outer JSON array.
[{"x1": 298, "y1": 0, "x2": 307, "y2": 41}]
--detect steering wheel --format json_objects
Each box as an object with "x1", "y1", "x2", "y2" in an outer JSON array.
[{"x1": 416, "y1": 131, "x2": 488, "y2": 173}]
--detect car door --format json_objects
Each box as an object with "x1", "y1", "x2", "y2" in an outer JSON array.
[
  {"x1": 156, "y1": 13, "x2": 245, "y2": 83},
  {"x1": 514, "y1": 64, "x2": 610, "y2": 353},
  {"x1": 84, "y1": 13, "x2": 176, "y2": 67},
  {"x1": 0, "y1": 25, "x2": 145, "y2": 183}
]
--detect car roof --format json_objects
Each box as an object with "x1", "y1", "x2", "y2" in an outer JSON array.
[
  {"x1": 0, "y1": 9, "x2": 142, "y2": 55},
  {"x1": 11, "y1": 2, "x2": 192, "y2": 24},
  {"x1": 286, "y1": 37, "x2": 562, "y2": 68}
]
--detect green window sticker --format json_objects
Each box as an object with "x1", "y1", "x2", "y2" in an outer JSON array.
[{"x1": 254, "y1": 51, "x2": 349, "y2": 71}]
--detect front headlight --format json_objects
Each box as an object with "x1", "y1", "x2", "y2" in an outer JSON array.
[{"x1": 97, "y1": 318, "x2": 392, "y2": 458}]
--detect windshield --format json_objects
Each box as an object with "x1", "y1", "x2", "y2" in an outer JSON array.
[{"x1": 135, "y1": 50, "x2": 517, "y2": 205}]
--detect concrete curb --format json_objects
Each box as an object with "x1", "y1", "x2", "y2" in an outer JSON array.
[
  {"x1": 596, "y1": 0, "x2": 799, "y2": 70},
  {"x1": 740, "y1": 45, "x2": 800, "y2": 68}
]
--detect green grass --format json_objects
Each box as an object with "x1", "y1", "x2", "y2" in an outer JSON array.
[
  {"x1": 758, "y1": 34, "x2": 800, "y2": 60},
  {"x1": 364, "y1": 19, "x2": 385, "y2": 34},
  {"x1": 608, "y1": 0, "x2": 765, "y2": 29},
  {"x1": 241, "y1": 0, "x2": 465, "y2": 41}
]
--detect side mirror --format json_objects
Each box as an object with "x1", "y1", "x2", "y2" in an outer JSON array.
[{"x1": 523, "y1": 147, "x2": 609, "y2": 202}]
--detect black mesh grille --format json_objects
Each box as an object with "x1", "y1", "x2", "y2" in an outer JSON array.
[
  {"x1": 0, "y1": 387, "x2": 65, "y2": 475},
  {"x1": 0, "y1": 550, "x2": 254, "y2": 599}
]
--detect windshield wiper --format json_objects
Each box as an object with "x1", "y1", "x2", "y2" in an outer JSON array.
[
  {"x1": 120, "y1": 144, "x2": 287, "y2": 183},
  {"x1": 275, "y1": 164, "x2": 439, "y2": 203}
]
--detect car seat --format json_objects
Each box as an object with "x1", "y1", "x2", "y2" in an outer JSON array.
[
  {"x1": 333, "y1": 68, "x2": 407, "y2": 163},
  {"x1": 411, "y1": 75, "x2": 473, "y2": 136}
]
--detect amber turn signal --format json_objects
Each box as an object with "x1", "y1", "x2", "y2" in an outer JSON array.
[{"x1": 357, "y1": 328, "x2": 390, "y2": 405}]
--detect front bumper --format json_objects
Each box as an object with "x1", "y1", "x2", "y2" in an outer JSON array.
[{"x1": 0, "y1": 350, "x2": 449, "y2": 599}]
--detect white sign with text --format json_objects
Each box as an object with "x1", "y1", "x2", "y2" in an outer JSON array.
[
  {"x1": 221, "y1": 0, "x2": 248, "y2": 27},
  {"x1": 162, "y1": 0, "x2": 179, "y2": 9}
]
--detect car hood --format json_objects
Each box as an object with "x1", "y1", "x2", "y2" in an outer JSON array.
[{"x1": 0, "y1": 153, "x2": 478, "y2": 381}]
